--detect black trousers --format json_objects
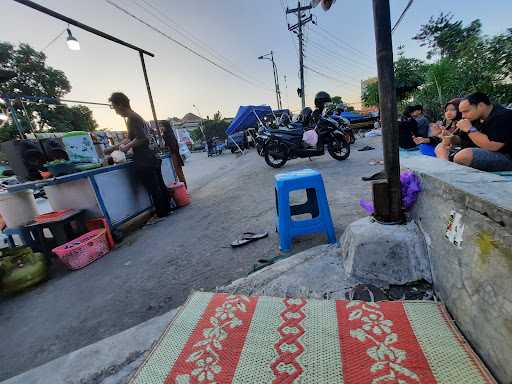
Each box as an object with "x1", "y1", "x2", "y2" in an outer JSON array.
[{"x1": 136, "y1": 165, "x2": 171, "y2": 217}]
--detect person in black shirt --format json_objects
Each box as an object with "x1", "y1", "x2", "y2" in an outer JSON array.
[
  {"x1": 106, "y1": 92, "x2": 171, "y2": 217},
  {"x1": 399, "y1": 106, "x2": 419, "y2": 149},
  {"x1": 452, "y1": 92, "x2": 512, "y2": 172}
]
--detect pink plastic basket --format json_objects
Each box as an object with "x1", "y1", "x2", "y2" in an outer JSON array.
[{"x1": 52, "y1": 229, "x2": 110, "y2": 270}]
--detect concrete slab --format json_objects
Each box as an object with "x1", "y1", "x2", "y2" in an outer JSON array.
[
  {"x1": 339, "y1": 217, "x2": 432, "y2": 285},
  {"x1": 1, "y1": 309, "x2": 178, "y2": 384}
]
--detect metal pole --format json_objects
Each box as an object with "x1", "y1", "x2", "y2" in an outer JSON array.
[
  {"x1": 372, "y1": 0, "x2": 402, "y2": 223},
  {"x1": 270, "y1": 52, "x2": 282, "y2": 110},
  {"x1": 139, "y1": 51, "x2": 163, "y2": 146},
  {"x1": 298, "y1": 1, "x2": 306, "y2": 109},
  {"x1": 13, "y1": 0, "x2": 154, "y2": 56}
]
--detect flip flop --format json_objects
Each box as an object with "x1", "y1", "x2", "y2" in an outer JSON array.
[
  {"x1": 231, "y1": 232, "x2": 269, "y2": 248},
  {"x1": 362, "y1": 171, "x2": 386, "y2": 181},
  {"x1": 358, "y1": 145, "x2": 375, "y2": 151}
]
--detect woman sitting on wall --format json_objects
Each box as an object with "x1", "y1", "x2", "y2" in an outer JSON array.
[{"x1": 434, "y1": 98, "x2": 474, "y2": 161}]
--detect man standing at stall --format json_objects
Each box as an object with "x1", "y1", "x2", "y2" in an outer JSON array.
[{"x1": 105, "y1": 92, "x2": 171, "y2": 218}]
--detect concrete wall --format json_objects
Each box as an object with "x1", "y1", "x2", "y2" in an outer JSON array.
[{"x1": 401, "y1": 155, "x2": 512, "y2": 383}]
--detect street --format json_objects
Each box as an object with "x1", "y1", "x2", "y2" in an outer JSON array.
[{"x1": 0, "y1": 138, "x2": 382, "y2": 380}]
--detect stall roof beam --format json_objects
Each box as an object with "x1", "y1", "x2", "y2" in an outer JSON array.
[{"x1": 13, "y1": 0, "x2": 154, "y2": 57}]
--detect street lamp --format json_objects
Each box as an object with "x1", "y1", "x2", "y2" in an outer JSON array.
[
  {"x1": 258, "y1": 51, "x2": 283, "y2": 110},
  {"x1": 192, "y1": 104, "x2": 206, "y2": 141},
  {"x1": 66, "y1": 27, "x2": 80, "y2": 51}
]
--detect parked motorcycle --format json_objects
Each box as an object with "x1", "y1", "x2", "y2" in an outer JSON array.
[{"x1": 260, "y1": 113, "x2": 351, "y2": 168}]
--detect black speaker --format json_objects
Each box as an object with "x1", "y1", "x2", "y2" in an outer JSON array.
[
  {"x1": 39, "y1": 137, "x2": 69, "y2": 162},
  {"x1": 0, "y1": 140, "x2": 46, "y2": 181}
]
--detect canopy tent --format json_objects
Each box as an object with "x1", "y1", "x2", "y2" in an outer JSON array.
[{"x1": 225, "y1": 105, "x2": 273, "y2": 136}]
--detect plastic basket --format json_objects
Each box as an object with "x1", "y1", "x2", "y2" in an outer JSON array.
[
  {"x1": 86, "y1": 218, "x2": 115, "y2": 250},
  {"x1": 52, "y1": 229, "x2": 110, "y2": 270}
]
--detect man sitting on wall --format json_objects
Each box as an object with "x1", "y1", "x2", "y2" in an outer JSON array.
[{"x1": 446, "y1": 92, "x2": 512, "y2": 172}]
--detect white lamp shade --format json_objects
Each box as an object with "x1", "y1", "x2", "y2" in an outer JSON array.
[{"x1": 66, "y1": 37, "x2": 80, "y2": 51}]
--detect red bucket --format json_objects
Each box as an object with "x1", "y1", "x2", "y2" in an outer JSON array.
[{"x1": 169, "y1": 181, "x2": 190, "y2": 207}]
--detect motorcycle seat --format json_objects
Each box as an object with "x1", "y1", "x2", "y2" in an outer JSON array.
[{"x1": 274, "y1": 126, "x2": 304, "y2": 135}]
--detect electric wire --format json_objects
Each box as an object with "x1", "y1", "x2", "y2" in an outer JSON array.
[{"x1": 105, "y1": 0, "x2": 273, "y2": 92}]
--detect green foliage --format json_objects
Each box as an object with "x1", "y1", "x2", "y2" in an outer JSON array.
[
  {"x1": 413, "y1": 13, "x2": 482, "y2": 59},
  {"x1": 204, "y1": 112, "x2": 228, "y2": 140},
  {"x1": 331, "y1": 96, "x2": 343, "y2": 104},
  {"x1": 0, "y1": 42, "x2": 97, "y2": 141},
  {"x1": 361, "y1": 14, "x2": 512, "y2": 116},
  {"x1": 190, "y1": 127, "x2": 204, "y2": 142},
  {"x1": 362, "y1": 82, "x2": 380, "y2": 107}
]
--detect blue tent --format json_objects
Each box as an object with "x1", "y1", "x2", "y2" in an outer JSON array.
[
  {"x1": 225, "y1": 105, "x2": 273, "y2": 136},
  {"x1": 340, "y1": 111, "x2": 371, "y2": 122}
]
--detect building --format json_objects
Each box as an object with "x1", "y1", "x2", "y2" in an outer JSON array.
[{"x1": 169, "y1": 113, "x2": 203, "y2": 145}]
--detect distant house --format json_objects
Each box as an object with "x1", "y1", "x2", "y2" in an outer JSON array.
[{"x1": 169, "y1": 112, "x2": 203, "y2": 145}]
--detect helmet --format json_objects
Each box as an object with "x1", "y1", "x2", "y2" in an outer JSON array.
[
  {"x1": 279, "y1": 113, "x2": 291, "y2": 126},
  {"x1": 298, "y1": 107, "x2": 313, "y2": 126},
  {"x1": 314, "y1": 91, "x2": 331, "y2": 109}
]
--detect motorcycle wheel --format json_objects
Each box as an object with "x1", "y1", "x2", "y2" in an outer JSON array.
[
  {"x1": 328, "y1": 136, "x2": 350, "y2": 160},
  {"x1": 264, "y1": 142, "x2": 288, "y2": 168}
]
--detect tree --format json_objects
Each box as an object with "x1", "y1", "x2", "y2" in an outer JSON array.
[
  {"x1": 362, "y1": 81, "x2": 379, "y2": 107},
  {"x1": 413, "y1": 13, "x2": 482, "y2": 59},
  {"x1": 0, "y1": 42, "x2": 97, "y2": 141},
  {"x1": 331, "y1": 96, "x2": 343, "y2": 104},
  {"x1": 203, "y1": 110, "x2": 228, "y2": 139}
]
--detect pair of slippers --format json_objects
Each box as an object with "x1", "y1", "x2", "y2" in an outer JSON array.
[{"x1": 231, "y1": 232, "x2": 268, "y2": 248}]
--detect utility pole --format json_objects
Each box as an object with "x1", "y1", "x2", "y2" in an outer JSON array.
[
  {"x1": 258, "y1": 51, "x2": 282, "y2": 110},
  {"x1": 287, "y1": 1, "x2": 312, "y2": 110},
  {"x1": 371, "y1": 0, "x2": 403, "y2": 223}
]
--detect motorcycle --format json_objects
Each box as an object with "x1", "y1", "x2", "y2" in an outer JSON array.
[{"x1": 260, "y1": 113, "x2": 351, "y2": 168}]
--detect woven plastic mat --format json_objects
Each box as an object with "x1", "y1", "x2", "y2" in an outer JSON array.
[{"x1": 129, "y1": 292, "x2": 496, "y2": 384}]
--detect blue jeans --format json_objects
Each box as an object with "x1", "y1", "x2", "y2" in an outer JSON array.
[{"x1": 469, "y1": 148, "x2": 512, "y2": 172}]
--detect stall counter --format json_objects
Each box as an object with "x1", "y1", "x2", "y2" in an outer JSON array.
[{"x1": 5, "y1": 155, "x2": 175, "y2": 230}]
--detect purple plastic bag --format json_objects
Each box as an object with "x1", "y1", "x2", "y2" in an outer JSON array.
[{"x1": 359, "y1": 171, "x2": 421, "y2": 215}]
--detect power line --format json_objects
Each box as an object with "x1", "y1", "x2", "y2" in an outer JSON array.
[
  {"x1": 105, "y1": 0, "x2": 272, "y2": 92},
  {"x1": 305, "y1": 42, "x2": 372, "y2": 77},
  {"x1": 305, "y1": 56, "x2": 363, "y2": 90},
  {"x1": 316, "y1": 25, "x2": 374, "y2": 61},
  {"x1": 304, "y1": 63, "x2": 361, "y2": 92},
  {"x1": 307, "y1": 38, "x2": 376, "y2": 74},
  {"x1": 41, "y1": 28, "x2": 66, "y2": 52},
  {"x1": 134, "y1": 0, "x2": 271, "y2": 88},
  {"x1": 392, "y1": 0, "x2": 414, "y2": 33}
]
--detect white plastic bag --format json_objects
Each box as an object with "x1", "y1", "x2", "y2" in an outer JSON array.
[
  {"x1": 111, "y1": 150, "x2": 127, "y2": 163},
  {"x1": 303, "y1": 129, "x2": 318, "y2": 146}
]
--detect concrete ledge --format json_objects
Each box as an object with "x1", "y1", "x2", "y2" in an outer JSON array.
[
  {"x1": 1, "y1": 309, "x2": 178, "y2": 384},
  {"x1": 401, "y1": 155, "x2": 512, "y2": 383}
]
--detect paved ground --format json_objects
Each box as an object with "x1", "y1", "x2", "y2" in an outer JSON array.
[{"x1": 0, "y1": 137, "x2": 383, "y2": 380}]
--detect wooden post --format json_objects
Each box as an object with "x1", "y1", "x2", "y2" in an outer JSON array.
[{"x1": 372, "y1": 0, "x2": 403, "y2": 223}]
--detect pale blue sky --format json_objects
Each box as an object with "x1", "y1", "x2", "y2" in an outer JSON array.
[{"x1": 2, "y1": 0, "x2": 511, "y2": 130}]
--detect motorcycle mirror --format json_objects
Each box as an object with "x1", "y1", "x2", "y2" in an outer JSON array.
[{"x1": 321, "y1": 0, "x2": 336, "y2": 11}]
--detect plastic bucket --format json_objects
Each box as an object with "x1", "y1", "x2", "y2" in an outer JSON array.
[
  {"x1": 169, "y1": 182, "x2": 190, "y2": 207},
  {"x1": 419, "y1": 143, "x2": 436, "y2": 157},
  {"x1": 0, "y1": 190, "x2": 38, "y2": 228}
]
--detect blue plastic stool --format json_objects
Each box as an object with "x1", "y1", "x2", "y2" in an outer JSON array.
[{"x1": 274, "y1": 169, "x2": 336, "y2": 252}]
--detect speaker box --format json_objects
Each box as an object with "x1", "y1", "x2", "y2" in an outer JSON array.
[
  {"x1": 39, "y1": 137, "x2": 69, "y2": 162},
  {"x1": 0, "y1": 140, "x2": 46, "y2": 181}
]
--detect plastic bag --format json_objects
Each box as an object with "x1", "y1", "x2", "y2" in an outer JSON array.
[
  {"x1": 111, "y1": 150, "x2": 126, "y2": 163},
  {"x1": 359, "y1": 171, "x2": 421, "y2": 215},
  {"x1": 303, "y1": 129, "x2": 318, "y2": 146}
]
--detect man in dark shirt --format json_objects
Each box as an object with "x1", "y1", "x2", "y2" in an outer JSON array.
[
  {"x1": 411, "y1": 105, "x2": 430, "y2": 138},
  {"x1": 106, "y1": 92, "x2": 171, "y2": 217},
  {"x1": 453, "y1": 92, "x2": 512, "y2": 172}
]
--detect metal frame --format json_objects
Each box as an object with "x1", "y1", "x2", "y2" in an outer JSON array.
[{"x1": 12, "y1": 0, "x2": 163, "y2": 144}]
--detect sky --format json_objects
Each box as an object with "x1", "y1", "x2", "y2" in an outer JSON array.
[{"x1": 2, "y1": 0, "x2": 511, "y2": 131}]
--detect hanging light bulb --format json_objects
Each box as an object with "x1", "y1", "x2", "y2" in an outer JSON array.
[{"x1": 66, "y1": 28, "x2": 80, "y2": 51}]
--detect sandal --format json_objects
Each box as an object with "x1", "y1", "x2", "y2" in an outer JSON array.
[{"x1": 231, "y1": 232, "x2": 269, "y2": 248}]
